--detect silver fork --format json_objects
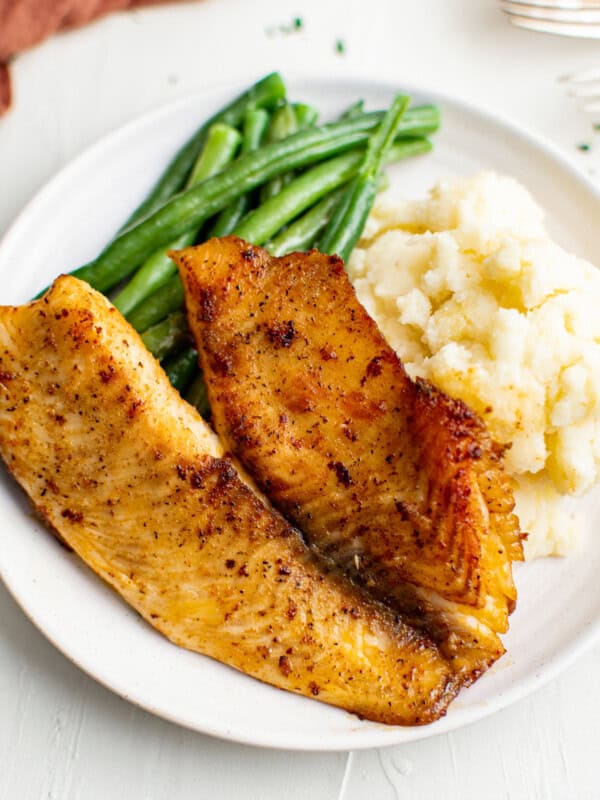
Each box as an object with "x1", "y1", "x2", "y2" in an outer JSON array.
[{"x1": 500, "y1": 1, "x2": 600, "y2": 38}]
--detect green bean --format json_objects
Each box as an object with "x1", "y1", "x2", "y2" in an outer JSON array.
[
  {"x1": 185, "y1": 373, "x2": 211, "y2": 417},
  {"x1": 267, "y1": 188, "x2": 345, "y2": 257},
  {"x1": 259, "y1": 104, "x2": 299, "y2": 203},
  {"x1": 72, "y1": 104, "x2": 438, "y2": 294},
  {"x1": 140, "y1": 311, "x2": 189, "y2": 360},
  {"x1": 266, "y1": 137, "x2": 431, "y2": 257},
  {"x1": 209, "y1": 108, "x2": 270, "y2": 238},
  {"x1": 235, "y1": 149, "x2": 363, "y2": 244},
  {"x1": 292, "y1": 103, "x2": 319, "y2": 128},
  {"x1": 320, "y1": 94, "x2": 410, "y2": 263},
  {"x1": 392, "y1": 105, "x2": 439, "y2": 137},
  {"x1": 385, "y1": 136, "x2": 432, "y2": 163},
  {"x1": 128, "y1": 273, "x2": 184, "y2": 332},
  {"x1": 163, "y1": 346, "x2": 198, "y2": 392},
  {"x1": 186, "y1": 124, "x2": 241, "y2": 186},
  {"x1": 121, "y1": 72, "x2": 286, "y2": 229},
  {"x1": 259, "y1": 104, "x2": 318, "y2": 206},
  {"x1": 340, "y1": 99, "x2": 365, "y2": 119},
  {"x1": 112, "y1": 123, "x2": 241, "y2": 316},
  {"x1": 265, "y1": 103, "x2": 298, "y2": 140},
  {"x1": 259, "y1": 103, "x2": 320, "y2": 210}
]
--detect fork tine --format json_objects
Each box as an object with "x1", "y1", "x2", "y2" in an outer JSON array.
[
  {"x1": 566, "y1": 82, "x2": 600, "y2": 97},
  {"x1": 560, "y1": 66, "x2": 600, "y2": 83},
  {"x1": 515, "y1": 0, "x2": 600, "y2": 7},
  {"x1": 501, "y1": 1, "x2": 600, "y2": 37},
  {"x1": 502, "y1": 0, "x2": 600, "y2": 11},
  {"x1": 507, "y1": 17, "x2": 600, "y2": 35},
  {"x1": 501, "y1": 1, "x2": 600, "y2": 20}
]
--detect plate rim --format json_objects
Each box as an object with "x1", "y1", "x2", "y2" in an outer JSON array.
[{"x1": 1, "y1": 72, "x2": 600, "y2": 751}]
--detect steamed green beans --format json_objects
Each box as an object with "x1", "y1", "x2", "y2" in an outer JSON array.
[
  {"x1": 121, "y1": 72, "x2": 286, "y2": 229},
  {"x1": 260, "y1": 104, "x2": 299, "y2": 203},
  {"x1": 267, "y1": 137, "x2": 431, "y2": 257},
  {"x1": 140, "y1": 311, "x2": 189, "y2": 360},
  {"x1": 128, "y1": 273, "x2": 184, "y2": 332},
  {"x1": 320, "y1": 94, "x2": 409, "y2": 262},
  {"x1": 259, "y1": 102, "x2": 319, "y2": 206},
  {"x1": 267, "y1": 188, "x2": 345, "y2": 257},
  {"x1": 112, "y1": 123, "x2": 241, "y2": 316},
  {"x1": 185, "y1": 373, "x2": 210, "y2": 417},
  {"x1": 126, "y1": 135, "x2": 431, "y2": 331},
  {"x1": 163, "y1": 346, "x2": 198, "y2": 392},
  {"x1": 234, "y1": 149, "x2": 364, "y2": 245},
  {"x1": 292, "y1": 103, "x2": 319, "y2": 128},
  {"x1": 340, "y1": 99, "x2": 365, "y2": 119},
  {"x1": 187, "y1": 124, "x2": 241, "y2": 186},
  {"x1": 71, "y1": 105, "x2": 440, "y2": 294},
  {"x1": 209, "y1": 108, "x2": 270, "y2": 238}
]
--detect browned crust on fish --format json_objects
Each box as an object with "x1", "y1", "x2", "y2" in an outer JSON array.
[
  {"x1": 174, "y1": 237, "x2": 523, "y2": 684},
  {"x1": 0, "y1": 274, "x2": 458, "y2": 725}
]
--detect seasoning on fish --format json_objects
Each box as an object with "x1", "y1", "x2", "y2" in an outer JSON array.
[
  {"x1": 174, "y1": 237, "x2": 524, "y2": 684},
  {"x1": 0, "y1": 275, "x2": 458, "y2": 725}
]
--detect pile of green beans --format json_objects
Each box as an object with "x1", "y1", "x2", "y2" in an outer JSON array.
[
  {"x1": 209, "y1": 108, "x2": 270, "y2": 238},
  {"x1": 121, "y1": 72, "x2": 286, "y2": 228},
  {"x1": 52, "y1": 73, "x2": 440, "y2": 413},
  {"x1": 113, "y1": 122, "x2": 242, "y2": 316},
  {"x1": 320, "y1": 93, "x2": 409, "y2": 262}
]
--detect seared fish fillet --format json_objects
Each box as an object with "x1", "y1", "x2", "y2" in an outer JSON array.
[
  {"x1": 174, "y1": 237, "x2": 524, "y2": 683},
  {"x1": 0, "y1": 275, "x2": 458, "y2": 725}
]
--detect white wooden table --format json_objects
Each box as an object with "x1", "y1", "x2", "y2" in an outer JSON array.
[{"x1": 1, "y1": 1, "x2": 599, "y2": 797}]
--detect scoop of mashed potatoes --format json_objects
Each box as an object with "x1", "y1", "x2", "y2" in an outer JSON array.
[{"x1": 348, "y1": 172, "x2": 600, "y2": 558}]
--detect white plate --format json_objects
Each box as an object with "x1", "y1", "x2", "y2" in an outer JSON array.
[{"x1": 1, "y1": 77, "x2": 600, "y2": 751}]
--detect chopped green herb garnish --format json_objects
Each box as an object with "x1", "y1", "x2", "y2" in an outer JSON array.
[
  {"x1": 577, "y1": 142, "x2": 592, "y2": 152},
  {"x1": 335, "y1": 39, "x2": 346, "y2": 55},
  {"x1": 594, "y1": 123, "x2": 600, "y2": 132},
  {"x1": 266, "y1": 17, "x2": 305, "y2": 36}
]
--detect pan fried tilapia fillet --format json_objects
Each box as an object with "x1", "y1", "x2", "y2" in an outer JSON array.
[
  {"x1": 174, "y1": 237, "x2": 524, "y2": 684},
  {"x1": 0, "y1": 275, "x2": 458, "y2": 725}
]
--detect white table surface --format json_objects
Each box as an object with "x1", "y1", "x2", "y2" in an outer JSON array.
[{"x1": 1, "y1": 1, "x2": 599, "y2": 797}]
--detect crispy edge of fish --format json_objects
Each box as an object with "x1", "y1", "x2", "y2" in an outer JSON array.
[
  {"x1": 0, "y1": 274, "x2": 459, "y2": 726},
  {"x1": 172, "y1": 237, "x2": 524, "y2": 684}
]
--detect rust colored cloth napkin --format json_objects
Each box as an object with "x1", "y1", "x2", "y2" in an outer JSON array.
[{"x1": 0, "y1": 0, "x2": 183, "y2": 114}]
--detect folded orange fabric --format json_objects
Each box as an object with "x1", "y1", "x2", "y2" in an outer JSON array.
[{"x1": 0, "y1": 0, "x2": 184, "y2": 114}]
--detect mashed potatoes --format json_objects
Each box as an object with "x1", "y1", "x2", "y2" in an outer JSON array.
[{"x1": 348, "y1": 172, "x2": 600, "y2": 559}]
